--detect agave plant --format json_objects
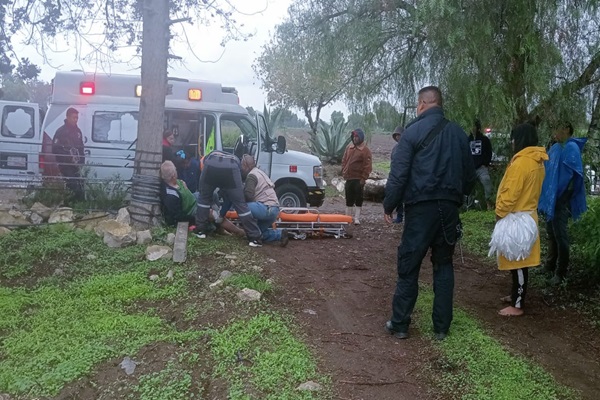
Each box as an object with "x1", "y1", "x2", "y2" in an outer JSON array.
[{"x1": 308, "y1": 119, "x2": 352, "y2": 164}]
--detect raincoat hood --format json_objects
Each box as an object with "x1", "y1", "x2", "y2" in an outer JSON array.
[
  {"x1": 351, "y1": 128, "x2": 365, "y2": 146},
  {"x1": 512, "y1": 146, "x2": 548, "y2": 163}
]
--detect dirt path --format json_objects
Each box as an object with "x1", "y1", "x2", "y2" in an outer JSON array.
[{"x1": 260, "y1": 197, "x2": 600, "y2": 399}]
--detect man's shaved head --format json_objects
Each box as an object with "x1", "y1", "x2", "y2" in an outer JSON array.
[{"x1": 416, "y1": 86, "x2": 443, "y2": 116}]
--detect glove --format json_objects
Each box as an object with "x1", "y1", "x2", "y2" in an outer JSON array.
[{"x1": 176, "y1": 150, "x2": 186, "y2": 159}]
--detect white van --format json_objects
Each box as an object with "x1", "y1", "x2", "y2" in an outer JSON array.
[
  {"x1": 0, "y1": 100, "x2": 42, "y2": 187},
  {"x1": 41, "y1": 71, "x2": 325, "y2": 207}
]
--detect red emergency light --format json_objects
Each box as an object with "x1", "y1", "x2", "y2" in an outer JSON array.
[
  {"x1": 289, "y1": 165, "x2": 297, "y2": 173},
  {"x1": 80, "y1": 82, "x2": 95, "y2": 95}
]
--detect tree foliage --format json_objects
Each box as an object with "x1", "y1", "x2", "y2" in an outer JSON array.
[{"x1": 274, "y1": 0, "x2": 600, "y2": 132}]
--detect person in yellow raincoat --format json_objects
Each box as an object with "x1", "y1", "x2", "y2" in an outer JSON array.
[{"x1": 495, "y1": 123, "x2": 548, "y2": 316}]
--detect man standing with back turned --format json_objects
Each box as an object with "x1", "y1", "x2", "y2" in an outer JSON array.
[{"x1": 383, "y1": 86, "x2": 476, "y2": 340}]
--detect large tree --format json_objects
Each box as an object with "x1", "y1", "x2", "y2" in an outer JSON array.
[
  {"x1": 254, "y1": 4, "x2": 351, "y2": 136},
  {"x1": 272, "y1": 0, "x2": 600, "y2": 133},
  {"x1": 1, "y1": 0, "x2": 248, "y2": 227}
]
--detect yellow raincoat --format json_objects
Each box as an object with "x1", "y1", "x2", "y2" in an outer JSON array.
[{"x1": 495, "y1": 146, "x2": 548, "y2": 270}]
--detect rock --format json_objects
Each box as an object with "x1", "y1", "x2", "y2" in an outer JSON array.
[
  {"x1": 8, "y1": 209, "x2": 25, "y2": 219},
  {"x1": 266, "y1": 278, "x2": 274, "y2": 285},
  {"x1": 330, "y1": 177, "x2": 346, "y2": 193},
  {"x1": 53, "y1": 268, "x2": 65, "y2": 276},
  {"x1": 297, "y1": 381, "x2": 322, "y2": 391},
  {"x1": 0, "y1": 393, "x2": 13, "y2": 400},
  {"x1": 166, "y1": 269, "x2": 174, "y2": 280},
  {"x1": 48, "y1": 208, "x2": 74, "y2": 224},
  {"x1": 119, "y1": 356, "x2": 137, "y2": 375},
  {"x1": 86, "y1": 254, "x2": 97, "y2": 260},
  {"x1": 219, "y1": 270, "x2": 233, "y2": 281},
  {"x1": 149, "y1": 274, "x2": 159, "y2": 281},
  {"x1": 224, "y1": 255, "x2": 237, "y2": 260},
  {"x1": 0, "y1": 211, "x2": 29, "y2": 227},
  {"x1": 102, "y1": 221, "x2": 136, "y2": 248},
  {"x1": 237, "y1": 288, "x2": 262, "y2": 302},
  {"x1": 0, "y1": 227, "x2": 11, "y2": 236},
  {"x1": 136, "y1": 230, "x2": 152, "y2": 245},
  {"x1": 165, "y1": 233, "x2": 176, "y2": 245},
  {"x1": 303, "y1": 309, "x2": 317, "y2": 315},
  {"x1": 76, "y1": 212, "x2": 110, "y2": 231},
  {"x1": 95, "y1": 219, "x2": 126, "y2": 237},
  {"x1": 215, "y1": 251, "x2": 226, "y2": 256},
  {"x1": 29, "y1": 212, "x2": 43, "y2": 225},
  {"x1": 30, "y1": 202, "x2": 52, "y2": 220},
  {"x1": 209, "y1": 279, "x2": 224, "y2": 290},
  {"x1": 251, "y1": 265, "x2": 263, "y2": 272},
  {"x1": 368, "y1": 170, "x2": 386, "y2": 180},
  {"x1": 363, "y1": 179, "x2": 387, "y2": 202},
  {"x1": 116, "y1": 207, "x2": 131, "y2": 225},
  {"x1": 267, "y1": 258, "x2": 276, "y2": 263},
  {"x1": 145, "y1": 245, "x2": 172, "y2": 261}
]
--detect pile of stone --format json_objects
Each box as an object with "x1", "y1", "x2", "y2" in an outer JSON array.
[{"x1": 329, "y1": 170, "x2": 387, "y2": 202}]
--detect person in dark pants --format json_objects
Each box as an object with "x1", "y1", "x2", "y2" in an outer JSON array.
[
  {"x1": 52, "y1": 107, "x2": 85, "y2": 202},
  {"x1": 468, "y1": 118, "x2": 494, "y2": 210},
  {"x1": 341, "y1": 128, "x2": 372, "y2": 225},
  {"x1": 194, "y1": 150, "x2": 263, "y2": 247},
  {"x1": 539, "y1": 122, "x2": 587, "y2": 285},
  {"x1": 383, "y1": 86, "x2": 476, "y2": 340}
]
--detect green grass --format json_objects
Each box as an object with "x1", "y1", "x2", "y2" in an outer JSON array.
[
  {"x1": 372, "y1": 160, "x2": 390, "y2": 175},
  {"x1": 132, "y1": 359, "x2": 196, "y2": 400},
  {"x1": 211, "y1": 313, "x2": 327, "y2": 400},
  {"x1": 459, "y1": 210, "x2": 496, "y2": 258},
  {"x1": 414, "y1": 289, "x2": 576, "y2": 400},
  {"x1": 226, "y1": 273, "x2": 273, "y2": 294}
]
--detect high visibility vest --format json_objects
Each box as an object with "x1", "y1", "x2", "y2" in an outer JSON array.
[{"x1": 206, "y1": 127, "x2": 215, "y2": 154}]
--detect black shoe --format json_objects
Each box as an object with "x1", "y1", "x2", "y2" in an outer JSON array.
[
  {"x1": 194, "y1": 231, "x2": 207, "y2": 239},
  {"x1": 280, "y1": 229, "x2": 289, "y2": 247},
  {"x1": 434, "y1": 332, "x2": 447, "y2": 341},
  {"x1": 385, "y1": 320, "x2": 409, "y2": 339},
  {"x1": 249, "y1": 239, "x2": 263, "y2": 248}
]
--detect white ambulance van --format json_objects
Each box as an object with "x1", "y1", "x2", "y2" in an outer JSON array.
[
  {"x1": 41, "y1": 71, "x2": 325, "y2": 207},
  {"x1": 0, "y1": 100, "x2": 42, "y2": 187}
]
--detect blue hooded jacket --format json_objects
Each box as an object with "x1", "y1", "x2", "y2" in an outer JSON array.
[{"x1": 539, "y1": 137, "x2": 587, "y2": 221}]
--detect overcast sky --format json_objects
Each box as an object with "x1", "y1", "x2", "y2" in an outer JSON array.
[{"x1": 14, "y1": 0, "x2": 346, "y2": 121}]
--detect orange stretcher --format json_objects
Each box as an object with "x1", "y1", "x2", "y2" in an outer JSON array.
[{"x1": 225, "y1": 208, "x2": 353, "y2": 239}]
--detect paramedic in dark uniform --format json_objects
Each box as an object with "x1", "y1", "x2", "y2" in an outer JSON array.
[
  {"x1": 194, "y1": 150, "x2": 263, "y2": 247},
  {"x1": 52, "y1": 107, "x2": 85, "y2": 201}
]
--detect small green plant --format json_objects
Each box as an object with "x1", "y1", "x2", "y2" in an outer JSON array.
[
  {"x1": 132, "y1": 360, "x2": 196, "y2": 400},
  {"x1": 570, "y1": 196, "x2": 600, "y2": 281},
  {"x1": 414, "y1": 288, "x2": 576, "y2": 399},
  {"x1": 226, "y1": 273, "x2": 273, "y2": 294},
  {"x1": 372, "y1": 160, "x2": 390, "y2": 175},
  {"x1": 210, "y1": 313, "x2": 326, "y2": 399},
  {"x1": 308, "y1": 119, "x2": 351, "y2": 164},
  {"x1": 22, "y1": 179, "x2": 70, "y2": 208},
  {"x1": 459, "y1": 210, "x2": 496, "y2": 258}
]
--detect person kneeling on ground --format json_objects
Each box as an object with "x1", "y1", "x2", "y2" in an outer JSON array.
[
  {"x1": 194, "y1": 150, "x2": 263, "y2": 247},
  {"x1": 241, "y1": 154, "x2": 289, "y2": 247},
  {"x1": 160, "y1": 160, "x2": 243, "y2": 236}
]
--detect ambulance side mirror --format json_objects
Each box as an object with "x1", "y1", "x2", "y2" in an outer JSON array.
[{"x1": 276, "y1": 135, "x2": 286, "y2": 154}]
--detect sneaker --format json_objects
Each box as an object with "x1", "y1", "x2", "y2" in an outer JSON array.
[
  {"x1": 249, "y1": 239, "x2": 263, "y2": 248},
  {"x1": 354, "y1": 218, "x2": 361, "y2": 225},
  {"x1": 194, "y1": 231, "x2": 207, "y2": 239},
  {"x1": 280, "y1": 229, "x2": 289, "y2": 247}
]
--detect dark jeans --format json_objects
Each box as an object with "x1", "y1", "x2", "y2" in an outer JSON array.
[
  {"x1": 389, "y1": 200, "x2": 460, "y2": 334},
  {"x1": 59, "y1": 165, "x2": 84, "y2": 202},
  {"x1": 545, "y1": 198, "x2": 570, "y2": 278},
  {"x1": 345, "y1": 179, "x2": 364, "y2": 207}
]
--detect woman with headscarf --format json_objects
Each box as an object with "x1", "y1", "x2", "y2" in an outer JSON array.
[
  {"x1": 494, "y1": 123, "x2": 548, "y2": 316},
  {"x1": 341, "y1": 128, "x2": 373, "y2": 224}
]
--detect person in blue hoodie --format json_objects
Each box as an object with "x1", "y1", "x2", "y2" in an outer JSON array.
[{"x1": 538, "y1": 121, "x2": 587, "y2": 285}]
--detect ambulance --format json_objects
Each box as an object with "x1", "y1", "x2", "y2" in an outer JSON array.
[
  {"x1": 41, "y1": 71, "x2": 325, "y2": 207},
  {"x1": 0, "y1": 100, "x2": 43, "y2": 187}
]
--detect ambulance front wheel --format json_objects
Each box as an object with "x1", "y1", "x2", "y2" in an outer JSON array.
[{"x1": 276, "y1": 184, "x2": 307, "y2": 209}]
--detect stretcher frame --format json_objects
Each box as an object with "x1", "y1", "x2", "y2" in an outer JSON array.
[{"x1": 225, "y1": 207, "x2": 353, "y2": 239}]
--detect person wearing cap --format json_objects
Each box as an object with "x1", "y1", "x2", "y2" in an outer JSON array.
[
  {"x1": 52, "y1": 107, "x2": 85, "y2": 202},
  {"x1": 341, "y1": 128, "x2": 373, "y2": 224}
]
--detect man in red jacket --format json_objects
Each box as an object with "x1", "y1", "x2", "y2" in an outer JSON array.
[{"x1": 52, "y1": 107, "x2": 85, "y2": 202}]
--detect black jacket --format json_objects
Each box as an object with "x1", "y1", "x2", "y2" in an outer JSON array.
[
  {"x1": 383, "y1": 107, "x2": 476, "y2": 214},
  {"x1": 468, "y1": 132, "x2": 493, "y2": 169}
]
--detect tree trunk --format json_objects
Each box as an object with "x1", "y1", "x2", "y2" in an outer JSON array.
[
  {"x1": 302, "y1": 104, "x2": 318, "y2": 137},
  {"x1": 128, "y1": 0, "x2": 170, "y2": 229}
]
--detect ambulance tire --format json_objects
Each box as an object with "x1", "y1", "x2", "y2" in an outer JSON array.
[{"x1": 276, "y1": 184, "x2": 307, "y2": 210}]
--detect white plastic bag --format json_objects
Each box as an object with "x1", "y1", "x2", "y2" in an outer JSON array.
[{"x1": 488, "y1": 212, "x2": 538, "y2": 261}]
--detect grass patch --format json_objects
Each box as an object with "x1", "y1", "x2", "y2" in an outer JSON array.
[
  {"x1": 131, "y1": 356, "x2": 199, "y2": 400},
  {"x1": 459, "y1": 210, "x2": 496, "y2": 258},
  {"x1": 414, "y1": 289, "x2": 576, "y2": 400},
  {"x1": 211, "y1": 313, "x2": 328, "y2": 399},
  {"x1": 372, "y1": 160, "x2": 390, "y2": 175},
  {"x1": 226, "y1": 273, "x2": 273, "y2": 294}
]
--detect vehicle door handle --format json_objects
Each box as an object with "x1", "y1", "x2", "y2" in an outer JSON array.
[{"x1": 84, "y1": 150, "x2": 91, "y2": 156}]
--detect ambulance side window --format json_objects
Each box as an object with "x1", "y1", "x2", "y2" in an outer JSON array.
[
  {"x1": 92, "y1": 111, "x2": 139, "y2": 143},
  {"x1": 2, "y1": 106, "x2": 35, "y2": 138}
]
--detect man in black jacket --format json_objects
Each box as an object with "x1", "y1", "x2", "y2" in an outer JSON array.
[
  {"x1": 468, "y1": 119, "x2": 494, "y2": 210},
  {"x1": 383, "y1": 86, "x2": 476, "y2": 341}
]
